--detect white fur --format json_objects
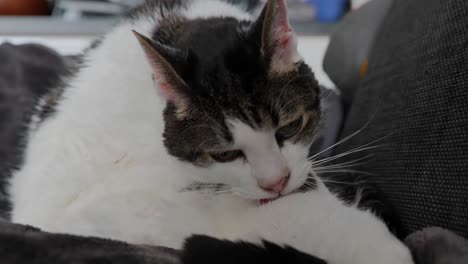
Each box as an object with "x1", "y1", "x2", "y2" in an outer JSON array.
[{"x1": 9, "y1": 1, "x2": 413, "y2": 264}]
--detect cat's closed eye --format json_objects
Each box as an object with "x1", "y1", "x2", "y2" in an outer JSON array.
[
  {"x1": 210, "y1": 150, "x2": 245, "y2": 163},
  {"x1": 276, "y1": 118, "x2": 303, "y2": 141}
]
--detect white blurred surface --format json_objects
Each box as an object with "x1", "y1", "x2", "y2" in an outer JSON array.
[
  {"x1": 298, "y1": 36, "x2": 334, "y2": 88},
  {"x1": 0, "y1": 36, "x2": 94, "y2": 54}
]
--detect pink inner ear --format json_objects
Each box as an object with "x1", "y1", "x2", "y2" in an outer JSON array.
[
  {"x1": 150, "y1": 60, "x2": 184, "y2": 103},
  {"x1": 267, "y1": 0, "x2": 301, "y2": 70},
  {"x1": 274, "y1": 1, "x2": 291, "y2": 28},
  {"x1": 279, "y1": 29, "x2": 295, "y2": 49}
]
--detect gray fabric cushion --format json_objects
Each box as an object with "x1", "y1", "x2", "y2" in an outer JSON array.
[
  {"x1": 405, "y1": 227, "x2": 468, "y2": 264},
  {"x1": 330, "y1": 0, "x2": 468, "y2": 237},
  {"x1": 0, "y1": 220, "x2": 329, "y2": 264},
  {"x1": 323, "y1": 0, "x2": 393, "y2": 105},
  {"x1": 4, "y1": 219, "x2": 468, "y2": 264}
]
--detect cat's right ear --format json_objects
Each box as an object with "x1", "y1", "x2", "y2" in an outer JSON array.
[
  {"x1": 133, "y1": 30, "x2": 191, "y2": 111},
  {"x1": 249, "y1": 0, "x2": 302, "y2": 75}
]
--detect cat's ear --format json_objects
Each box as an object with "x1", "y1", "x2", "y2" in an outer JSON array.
[
  {"x1": 250, "y1": 0, "x2": 302, "y2": 75},
  {"x1": 133, "y1": 30, "x2": 191, "y2": 109}
]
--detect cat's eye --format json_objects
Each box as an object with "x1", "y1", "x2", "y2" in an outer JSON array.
[
  {"x1": 276, "y1": 118, "x2": 303, "y2": 141},
  {"x1": 209, "y1": 150, "x2": 245, "y2": 163}
]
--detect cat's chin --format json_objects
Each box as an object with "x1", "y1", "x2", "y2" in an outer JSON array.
[
  {"x1": 258, "y1": 193, "x2": 290, "y2": 205},
  {"x1": 257, "y1": 188, "x2": 303, "y2": 205},
  {"x1": 259, "y1": 197, "x2": 279, "y2": 205}
]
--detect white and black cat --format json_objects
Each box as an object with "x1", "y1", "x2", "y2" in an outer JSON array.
[{"x1": 8, "y1": 1, "x2": 413, "y2": 263}]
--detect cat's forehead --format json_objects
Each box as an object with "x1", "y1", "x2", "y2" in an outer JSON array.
[
  {"x1": 154, "y1": 17, "x2": 254, "y2": 61},
  {"x1": 204, "y1": 65, "x2": 320, "y2": 125},
  {"x1": 225, "y1": 119, "x2": 276, "y2": 151}
]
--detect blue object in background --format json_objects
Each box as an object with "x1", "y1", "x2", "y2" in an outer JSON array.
[{"x1": 308, "y1": 0, "x2": 347, "y2": 22}]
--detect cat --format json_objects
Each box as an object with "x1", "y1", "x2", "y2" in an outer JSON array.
[{"x1": 8, "y1": 0, "x2": 414, "y2": 263}]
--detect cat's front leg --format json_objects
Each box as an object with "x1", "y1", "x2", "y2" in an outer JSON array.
[{"x1": 232, "y1": 186, "x2": 413, "y2": 264}]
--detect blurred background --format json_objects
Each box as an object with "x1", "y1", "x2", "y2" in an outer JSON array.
[{"x1": 0, "y1": 0, "x2": 375, "y2": 88}]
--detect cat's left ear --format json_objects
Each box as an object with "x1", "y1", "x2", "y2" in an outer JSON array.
[
  {"x1": 250, "y1": 0, "x2": 302, "y2": 75},
  {"x1": 133, "y1": 30, "x2": 191, "y2": 113}
]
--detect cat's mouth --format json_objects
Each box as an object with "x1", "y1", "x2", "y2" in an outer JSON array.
[
  {"x1": 259, "y1": 195, "x2": 282, "y2": 205},
  {"x1": 258, "y1": 186, "x2": 305, "y2": 205}
]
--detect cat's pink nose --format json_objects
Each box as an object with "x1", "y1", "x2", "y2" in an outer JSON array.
[{"x1": 258, "y1": 174, "x2": 290, "y2": 194}]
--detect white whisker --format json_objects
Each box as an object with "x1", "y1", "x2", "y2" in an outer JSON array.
[
  {"x1": 315, "y1": 169, "x2": 376, "y2": 176},
  {"x1": 319, "y1": 179, "x2": 363, "y2": 185},
  {"x1": 311, "y1": 145, "x2": 384, "y2": 167},
  {"x1": 308, "y1": 107, "x2": 384, "y2": 161},
  {"x1": 310, "y1": 131, "x2": 394, "y2": 165},
  {"x1": 312, "y1": 155, "x2": 374, "y2": 170}
]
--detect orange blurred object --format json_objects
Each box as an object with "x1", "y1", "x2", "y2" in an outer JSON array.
[
  {"x1": 359, "y1": 59, "x2": 369, "y2": 78},
  {"x1": 0, "y1": 0, "x2": 50, "y2": 16}
]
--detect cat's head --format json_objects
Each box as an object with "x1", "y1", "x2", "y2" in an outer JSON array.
[{"x1": 134, "y1": 0, "x2": 320, "y2": 201}]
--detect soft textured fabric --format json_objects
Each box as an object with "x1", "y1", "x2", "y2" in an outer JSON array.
[
  {"x1": 406, "y1": 227, "x2": 468, "y2": 264},
  {"x1": 0, "y1": 219, "x2": 467, "y2": 264},
  {"x1": 331, "y1": 0, "x2": 468, "y2": 237},
  {"x1": 0, "y1": 219, "x2": 181, "y2": 264}
]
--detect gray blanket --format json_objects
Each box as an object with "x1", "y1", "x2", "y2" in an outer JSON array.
[
  {"x1": 0, "y1": 219, "x2": 467, "y2": 264},
  {"x1": 0, "y1": 220, "x2": 181, "y2": 264},
  {"x1": 0, "y1": 219, "x2": 331, "y2": 264}
]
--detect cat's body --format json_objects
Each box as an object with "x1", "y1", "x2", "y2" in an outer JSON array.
[{"x1": 8, "y1": 1, "x2": 413, "y2": 263}]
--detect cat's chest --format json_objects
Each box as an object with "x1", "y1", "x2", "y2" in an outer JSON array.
[
  {"x1": 55, "y1": 177, "x2": 254, "y2": 246},
  {"x1": 155, "y1": 192, "x2": 255, "y2": 235}
]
